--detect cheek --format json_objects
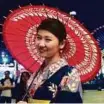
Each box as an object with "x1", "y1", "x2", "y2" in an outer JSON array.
[
  {"x1": 35, "y1": 40, "x2": 39, "y2": 46},
  {"x1": 47, "y1": 43, "x2": 60, "y2": 52},
  {"x1": 35, "y1": 41, "x2": 40, "y2": 49}
]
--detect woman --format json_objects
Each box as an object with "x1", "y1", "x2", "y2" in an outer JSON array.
[
  {"x1": 15, "y1": 71, "x2": 30, "y2": 102},
  {"x1": 18, "y1": 18, "x2": 82, "y2": 103}
]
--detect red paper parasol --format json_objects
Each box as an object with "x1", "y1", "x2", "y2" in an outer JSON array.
[{"x1": 3, "y1": 5, "x2": 101, "y2": 82}]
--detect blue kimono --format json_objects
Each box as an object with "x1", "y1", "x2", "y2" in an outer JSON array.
[
  {"x1": 27, "y1": 59, "x2": 82, "y2": 103},
  {"x1": 33, "y1": 65, "x2": 82, "y2": 103}
]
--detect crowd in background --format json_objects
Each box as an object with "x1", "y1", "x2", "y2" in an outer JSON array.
[{"x1": 0, "y1": 70, "x2": 31, "y2": 103}]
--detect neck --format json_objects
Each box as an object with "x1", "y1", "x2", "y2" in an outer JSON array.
[{"x1": 45, "y1": 55, "x2": 61, "y2": 66}]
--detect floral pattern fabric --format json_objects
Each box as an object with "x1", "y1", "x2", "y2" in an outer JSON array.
[{"x1": 27, "y1": 58, "x2": 82, "y2": 98}]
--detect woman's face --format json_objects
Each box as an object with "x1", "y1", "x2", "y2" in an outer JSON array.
[
  {"x1": 22, "y1": 73, "x2": 30, "y2": 83},
  {"x1": 36, "y1": 30, "x2": 61, "y2": 59}
]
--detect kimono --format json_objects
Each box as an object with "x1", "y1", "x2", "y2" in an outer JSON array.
[{"x1": 27, "y1": 58, "x2": 82, "y2": 103}]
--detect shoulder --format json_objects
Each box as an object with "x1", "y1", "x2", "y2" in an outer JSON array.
[
  {"x1": 63, "y1": 65, "x2": 80, "y2": 80},
  {"x1": 70, "y1": 67, "x2": 79, "y2": 76},
  {"x1": 0, "y1": 78, "x2": 6, "y2": 85},
  {"x1": 61, "y1": 65, "x2": 75, "y2": 73},
  {"x1": 1, "y1": 78, "x2": 5, "y2": 82},
  {"x1": 10, "y1": 78, "x2": 14, "y2": 82}
]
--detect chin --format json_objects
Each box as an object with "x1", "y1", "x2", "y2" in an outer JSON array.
[{"x1": 39, "y1": 53, "x2": 47, "y2": 58}]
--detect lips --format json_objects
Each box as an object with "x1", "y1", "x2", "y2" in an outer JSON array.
[
  {"x1": 38, "y1": 48, "x2": 47, "y2": 53},
  {"x1": 39, "y1": 49, "x2": 46, "y2": 53}
]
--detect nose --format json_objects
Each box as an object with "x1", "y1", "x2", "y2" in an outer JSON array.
[{"x1": 38, "y1": 40, "x2": 46, "y2": 47}]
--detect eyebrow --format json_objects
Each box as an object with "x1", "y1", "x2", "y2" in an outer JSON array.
[{"x1": 37, "y1": 34, "x2": 52, "y2": 39}]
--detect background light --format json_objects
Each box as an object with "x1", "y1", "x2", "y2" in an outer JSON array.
[
  {"x1": 69, "y1": 11, "x2": 77, "y2": 16},
  {"x1": 2, "y1": 57, "x2": 8, "y2": 63}
]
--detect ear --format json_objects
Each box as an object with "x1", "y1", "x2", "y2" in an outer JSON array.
[{"x1": 59, "y1": 40, "x2": 66, "y2": 49}]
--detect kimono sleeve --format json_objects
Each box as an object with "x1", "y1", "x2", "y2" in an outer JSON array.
[
  {"x1": 60, "y1": 67, "x2": 81, "y2": 92},
  {"x1": 51, "y1": 67, "x2": 82, "y2": 103}
]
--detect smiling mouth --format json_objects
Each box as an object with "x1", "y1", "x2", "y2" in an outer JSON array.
[{"x1": 39, "y1": 49, "x2": 47, "y2": 53}]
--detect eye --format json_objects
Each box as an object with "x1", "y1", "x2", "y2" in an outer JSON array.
[
  {"x1": 45, "y1": 38, "x2": 52, "y2": 42},
  {"x1": 36, "y1": 36, "x2": 42, "y2": 40}
]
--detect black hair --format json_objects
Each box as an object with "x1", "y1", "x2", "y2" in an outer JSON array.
[
  {"x1": 37, "y1": 18, "x2": 66, "y2": 42},
  {"x1": 20, "y1": 72, "x2": 30, "y2": 83},
  {"x1": 5, "y1": 70, "x2": 10, "y2": 74}
]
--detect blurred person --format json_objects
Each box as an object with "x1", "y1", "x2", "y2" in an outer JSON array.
[
  {"x1": 15, "y1": 71, "x2": 30, "y2": 102},
  {"x1": 0, "y1": 70, "x2": 15, "y2": 103}
]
